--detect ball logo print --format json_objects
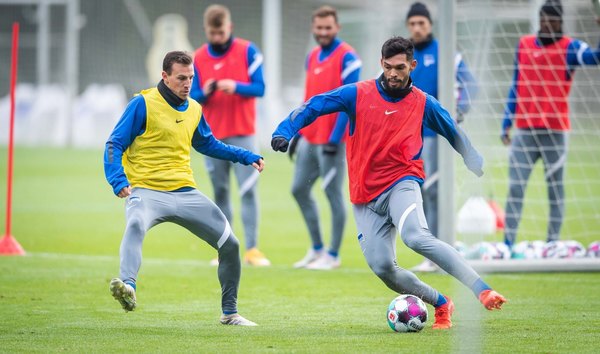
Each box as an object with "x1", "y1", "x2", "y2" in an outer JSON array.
[{"x1": 386, "y1": 294, "x2": 428, "y2": 333}]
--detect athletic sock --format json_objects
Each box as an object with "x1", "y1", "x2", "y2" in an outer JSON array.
[
  {"x1": 124, "y1": 280, "x2": 136, "y2": 291},
  {"x1": 471, "y1": 278, "x2": 492, "y2": 297},
  {"x1": 434, "y1": 293, "x2": 447, "y2": 307},
  {"x1": 328, "y1": 250, "x2": 338, "y2": 258},
  {"x1": 313, "y1": 244, "x2": 323, "y2": 251}
]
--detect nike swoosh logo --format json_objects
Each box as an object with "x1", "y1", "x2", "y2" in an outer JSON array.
[
  {"x1": 384, "y1": 110, "x2": 398, "y2": 115},
  {"x1": 214, "y1": 62, "x2": 224, "y2": 70},
  {"x1": 176, "y1": 119, "x2": 184, "y2": 123},
  {"x1": 314, "y1": 67, "x2": 323, "y2": 75}
]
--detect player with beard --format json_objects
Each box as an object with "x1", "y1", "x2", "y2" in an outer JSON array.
[
  {"x1": 501, "y1": 0, "x2": 600, "y2": 247},
  {"x1": 191, "y1": 4, "x2": 269, "y2": 266},
  {"x1": 290, "y1": 5, "x2": 361, "y2": 270},
  {"x1": 272, "y1": 36, "x2": 507, "y2": 329}
]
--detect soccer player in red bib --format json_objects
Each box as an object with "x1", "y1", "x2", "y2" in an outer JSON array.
[
  {"x1": 290, "y1": 6, "x2": 361, "y2": 270},
  {"x1": 501, "y1": 0, "x2": 600, "y2": 247},
  {"x1": 272, "y1": 37, "x2": 507, "y2": 329},
  {"x1": 191, "y1": 5, "x2": 269, "y2": 266}
]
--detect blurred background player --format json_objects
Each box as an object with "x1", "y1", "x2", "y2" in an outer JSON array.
[
  {"x1": 272, "y1": 36, "x2": 506, "y2": 329},
  {"x1": 501, "y1": 0, "x2": 600, "y2": 248},
  {"x1": 290, "y1": 5, "x2": 361, "y2": 270},
  {"x1": 191, "y1": 4, "x2": 269, "y2": 266},
  {"x1": 104, "y1": 51, "x2": 264, "y2": 326},
  {"x1": 404, "y1": 2, "x2": 478, "y2": 272}
]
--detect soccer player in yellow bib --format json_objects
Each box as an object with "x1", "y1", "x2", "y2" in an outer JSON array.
[{"x1": 104, "y1": 51, "x2": 263, "y2": 326}]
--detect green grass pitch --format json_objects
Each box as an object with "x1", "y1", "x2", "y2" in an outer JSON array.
[{"x1": 0, "y1": 147, "x2": 598, "y2": 353}]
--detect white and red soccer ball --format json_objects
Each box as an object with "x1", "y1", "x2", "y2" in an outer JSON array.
[
  {"x1": 465, "y1": 242, "x2": 511, "y2": 260},
  {"x1": 387, "y1": 294, "x2": 428, "y2": 332},
  {"x1": 587, "y1": 241, "x2": 600, "y2": 258},
  {"x1": 511, "y1": 240, "x2": 545, "y2": 259},
  {"x1": 542, "y1": 240, "x2": 586, "y2": 259}
]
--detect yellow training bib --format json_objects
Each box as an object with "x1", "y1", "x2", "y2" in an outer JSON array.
[{"x1": 123, "y1": 87, "x2": 201, "y2": 191}]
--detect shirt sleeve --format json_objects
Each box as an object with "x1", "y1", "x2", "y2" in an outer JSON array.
[
  {"x1": 328, "y1": 52, "x2": 362, "y2": 144},
  {"x1": 192, "y1": 113, "x2": 262, "y2": 165},
  {"x1": 455, "y1": 54, "x2": 479, "y2": 115},
  {"x1": 566, "y1": 39, "x2": 600, "y2": 67},
  {"x1": 273, "y1": 84, "x2": 357, "y2": 141},
  {"x1": 103, "y1": 95, "x2": 147, "y2": 195},
  {"x1": 502, "y1": 46, "x2": 519, "y2": 133},
  {"x1": 190, "y1": 66, "x2": 207, "y2": 103},
  {"x1": 423, "y1": 94, "x2": 484, "y2": 177},
  {"x1": 234, "y1": 42, "x2": 265, "y2": 97}
]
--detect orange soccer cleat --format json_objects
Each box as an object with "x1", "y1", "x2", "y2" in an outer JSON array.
[
  {"x1": 244, "y1": 248, "x2": 271, "y2": 266},
  {"x1": 479, "y1": 290, "x2": 507, "y2": 310},
  {"x1": 432, "y1": 296, "x2": 455, "y2": 329}
]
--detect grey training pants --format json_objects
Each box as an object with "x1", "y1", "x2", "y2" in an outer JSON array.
[
  {"x1": 504, "y1": 128, "x2": 567, "y2": 245},
  {"x1": 353, "y1": 180, "x2": 481, "y2": 305},
  {"x1": 421, "y1": 135, "x2": 439, "y2": 237},
  {"x1": 291, "y1": 138, "x2": 347, "y2": 254},
  {"x1": 120, "y1": 187, "x2": 241, "y2": 313},
  {"x1": 204, "y1": 135, "x2": 260, "y2": 250}
]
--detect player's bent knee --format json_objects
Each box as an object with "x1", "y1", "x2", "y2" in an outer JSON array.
[
  {"x1": 291, "y1": 184, "x2": 309, "y2": 200},
  {"x1": 369, "y1": 260, "x2": 396, "y2": 280},
  {"x1": 125, "y1": 216, "x2": 145, "y2": 236},
  {"x1": 220, "y1": 235, "x2": 240, "y2": 255}
]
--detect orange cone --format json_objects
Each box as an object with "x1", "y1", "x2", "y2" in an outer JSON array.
[
  {"x1": 488, "y1": 199, "x2": 505, "y2": 231},
  {"x1": 0, "y1": 235, "x2": 25, "y2": 255}
]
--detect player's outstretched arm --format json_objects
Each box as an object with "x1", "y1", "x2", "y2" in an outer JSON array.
[
  {"x1": 423, "y1": 94, "x2": 483, "y2": 177},
  {"x1": 456, "y1": 54, "x2": 479, "y2": 117},
  {"x1": 192, "y1": 114, "x2": 263, "y2": 167},
  {"x1": 271, "y1": 84, "x2": 357, "y2": 151}
]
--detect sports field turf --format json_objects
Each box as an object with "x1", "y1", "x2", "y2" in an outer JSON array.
[{"x1": 0, "y1": 147, "x2": 598, "y2": 353}]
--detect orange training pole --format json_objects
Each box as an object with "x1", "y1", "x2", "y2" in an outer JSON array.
[{"x1": 1, "y1": 22, "x2": 25, "y2": 255}]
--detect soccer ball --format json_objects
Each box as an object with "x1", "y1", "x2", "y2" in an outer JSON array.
[
  {"x1": 494, "y1": 242, "x2": 511, "y2": 260},
  {"x1": 466, "y1": 242, "x2": 500, "y2": 260},
  {"x1": 387, "y1": 294, "x2": 428, "y2": 332},
  {"x1": 564, "y1": 241, "x2": 586, "y2": 258},
  {"x1": 543, "y1": 240, "x2": 586, "y2": 259},
  {"x1": 587, "y1": 241, "x2": 600, "y2": 258},
  {"x1": 542, "y1": 241, "x2": 569, "y2": 258},
  {"x1": 511, "y1": 240, "x2": 545, "y2": 259}
]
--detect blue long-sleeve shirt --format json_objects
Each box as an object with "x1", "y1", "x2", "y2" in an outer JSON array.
[
  {"x1": 411, "y1": 39, "x2": 479, "y2": 137},
  {"x1": 190, "y1": 39, "x2": 265, "y2": 103},
  {"x1": 502, "y1": 37, "x2": 600, "y2": 132},
  {"x1": 304, "y1": 37, "x2": 362, "y2": 144},
  {"x1": 104, "y1": 94, "x2": 261, "y2": 195},
  {"x1": 273, "y1": 79, "x2": 484, "y2": 190}
]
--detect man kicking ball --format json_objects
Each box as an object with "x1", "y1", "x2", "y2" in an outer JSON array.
[{"x1": 272, "y1": 36, "x2": 507, "y2": 329}]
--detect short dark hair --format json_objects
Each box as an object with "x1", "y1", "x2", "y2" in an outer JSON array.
[
  {"x1": 381, "y1": 36, "x2": 414, "y2": 61},
  {"x1": 312, "y1": 5, "x2": 338, "y2": 23},
  {"x1": 162, "y1": 51, "x2": 193, "y2": 74}
]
